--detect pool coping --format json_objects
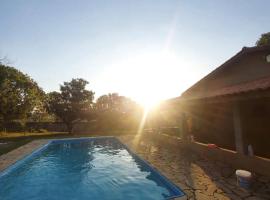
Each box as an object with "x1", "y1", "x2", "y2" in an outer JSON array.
[{"x1": 0, "y1": 136, "x2": 187, "y2": 200}]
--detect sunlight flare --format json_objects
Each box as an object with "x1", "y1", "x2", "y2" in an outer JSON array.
[
  {"x1": 95, "y1": 50, "x2": 197, "y2": 108},
  {"x1": 133, "y1": 106, "x2": 150, "y2": 148}
]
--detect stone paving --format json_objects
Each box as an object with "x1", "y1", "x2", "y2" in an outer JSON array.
[{"x1": 118, "y1": 135, "x2": 270, "y2": 200}]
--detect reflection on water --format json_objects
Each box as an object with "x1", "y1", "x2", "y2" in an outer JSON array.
[{"x1": 0, "y1": 138, "x2": 181, "y2": 200}]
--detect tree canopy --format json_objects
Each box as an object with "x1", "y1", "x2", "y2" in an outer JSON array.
[
  {"x1": 95, "y1": 93, "x2": 143, "y2": 130},
  {"x1": 0, "y1": 64, "x2": 44, "y2": 127},
  {"x1": 95, "y1": 93, "x2": 134, "y2": 112},
  {"x1": 47, "y1": 78, "x2": 95, "y2": 133},
  {"x1": 256, "y1": 32, "x2": 270, "y2": 46}
]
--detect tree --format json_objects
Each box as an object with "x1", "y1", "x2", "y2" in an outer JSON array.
[
  {"x1": 0, "y1": 64, "x2": 44, "y2": 129},
  {"x1": 47, "y1": 78, "x2": 94, "y2": 133},
  {"x1": 95, "y1": 93, "x2": 143, "y2": 130},
  {"x1": 256, "y1": 32, "x2": 270, "y2": 46}
]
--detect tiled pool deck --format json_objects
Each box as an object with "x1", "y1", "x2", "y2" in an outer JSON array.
[{"x1": 1, "y1": 135, "x2": 270, "y2": 200}]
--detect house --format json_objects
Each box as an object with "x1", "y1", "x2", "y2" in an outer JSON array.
[{"x1": 179, "y1": 45, "x2": 270, "y2": 159}]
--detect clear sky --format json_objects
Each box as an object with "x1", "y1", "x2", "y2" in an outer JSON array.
[{"x1": 1, "y1": 0, "x2": 269, "y2": 105}]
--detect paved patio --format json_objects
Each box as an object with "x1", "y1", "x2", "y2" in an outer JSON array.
[
  {"x1": 119, "y1": 135, "x2": 270, "y2": 200},
  {"x1": 0, "y1": 136, "x2": 269, "y2": 200}
]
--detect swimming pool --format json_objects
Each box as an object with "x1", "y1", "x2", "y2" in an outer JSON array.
[{"x1": 0, "y1": 137, "x2": 185, "y2": 200}]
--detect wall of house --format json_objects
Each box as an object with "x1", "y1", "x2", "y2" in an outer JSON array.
[
  {"x1": 185, "y1": 102, "x2": 236, "y2": 150},
  {"x1": 182, "y1": 98, "x2": 270, "y2": 159},
  {"x1": 241, "y1": 99, "x2": 270, "y2": 158}
]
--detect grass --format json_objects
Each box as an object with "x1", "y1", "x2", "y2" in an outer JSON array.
[{"x1": 0, "y1": 131, "x2": 67, "y2": 139}]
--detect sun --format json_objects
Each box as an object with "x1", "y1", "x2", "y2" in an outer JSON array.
[
  {"x1": 95, "y1": 50, "x2": 193, "y2": 108},
  {"x1": 123, "y1": 51, "x2": 183, "y2": 108},
  {"x1": 132, "y1": 91, "x2": 162, "y2": 110}
]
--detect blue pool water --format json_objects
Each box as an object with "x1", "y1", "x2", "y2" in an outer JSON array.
[{"x1": 0, "y1": 137, "x2": 185, "y2": 200}]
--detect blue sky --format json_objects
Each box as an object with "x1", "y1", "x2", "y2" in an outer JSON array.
[{"x1": 1, "y1": 0, "x2": 270, "y2": 104}]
